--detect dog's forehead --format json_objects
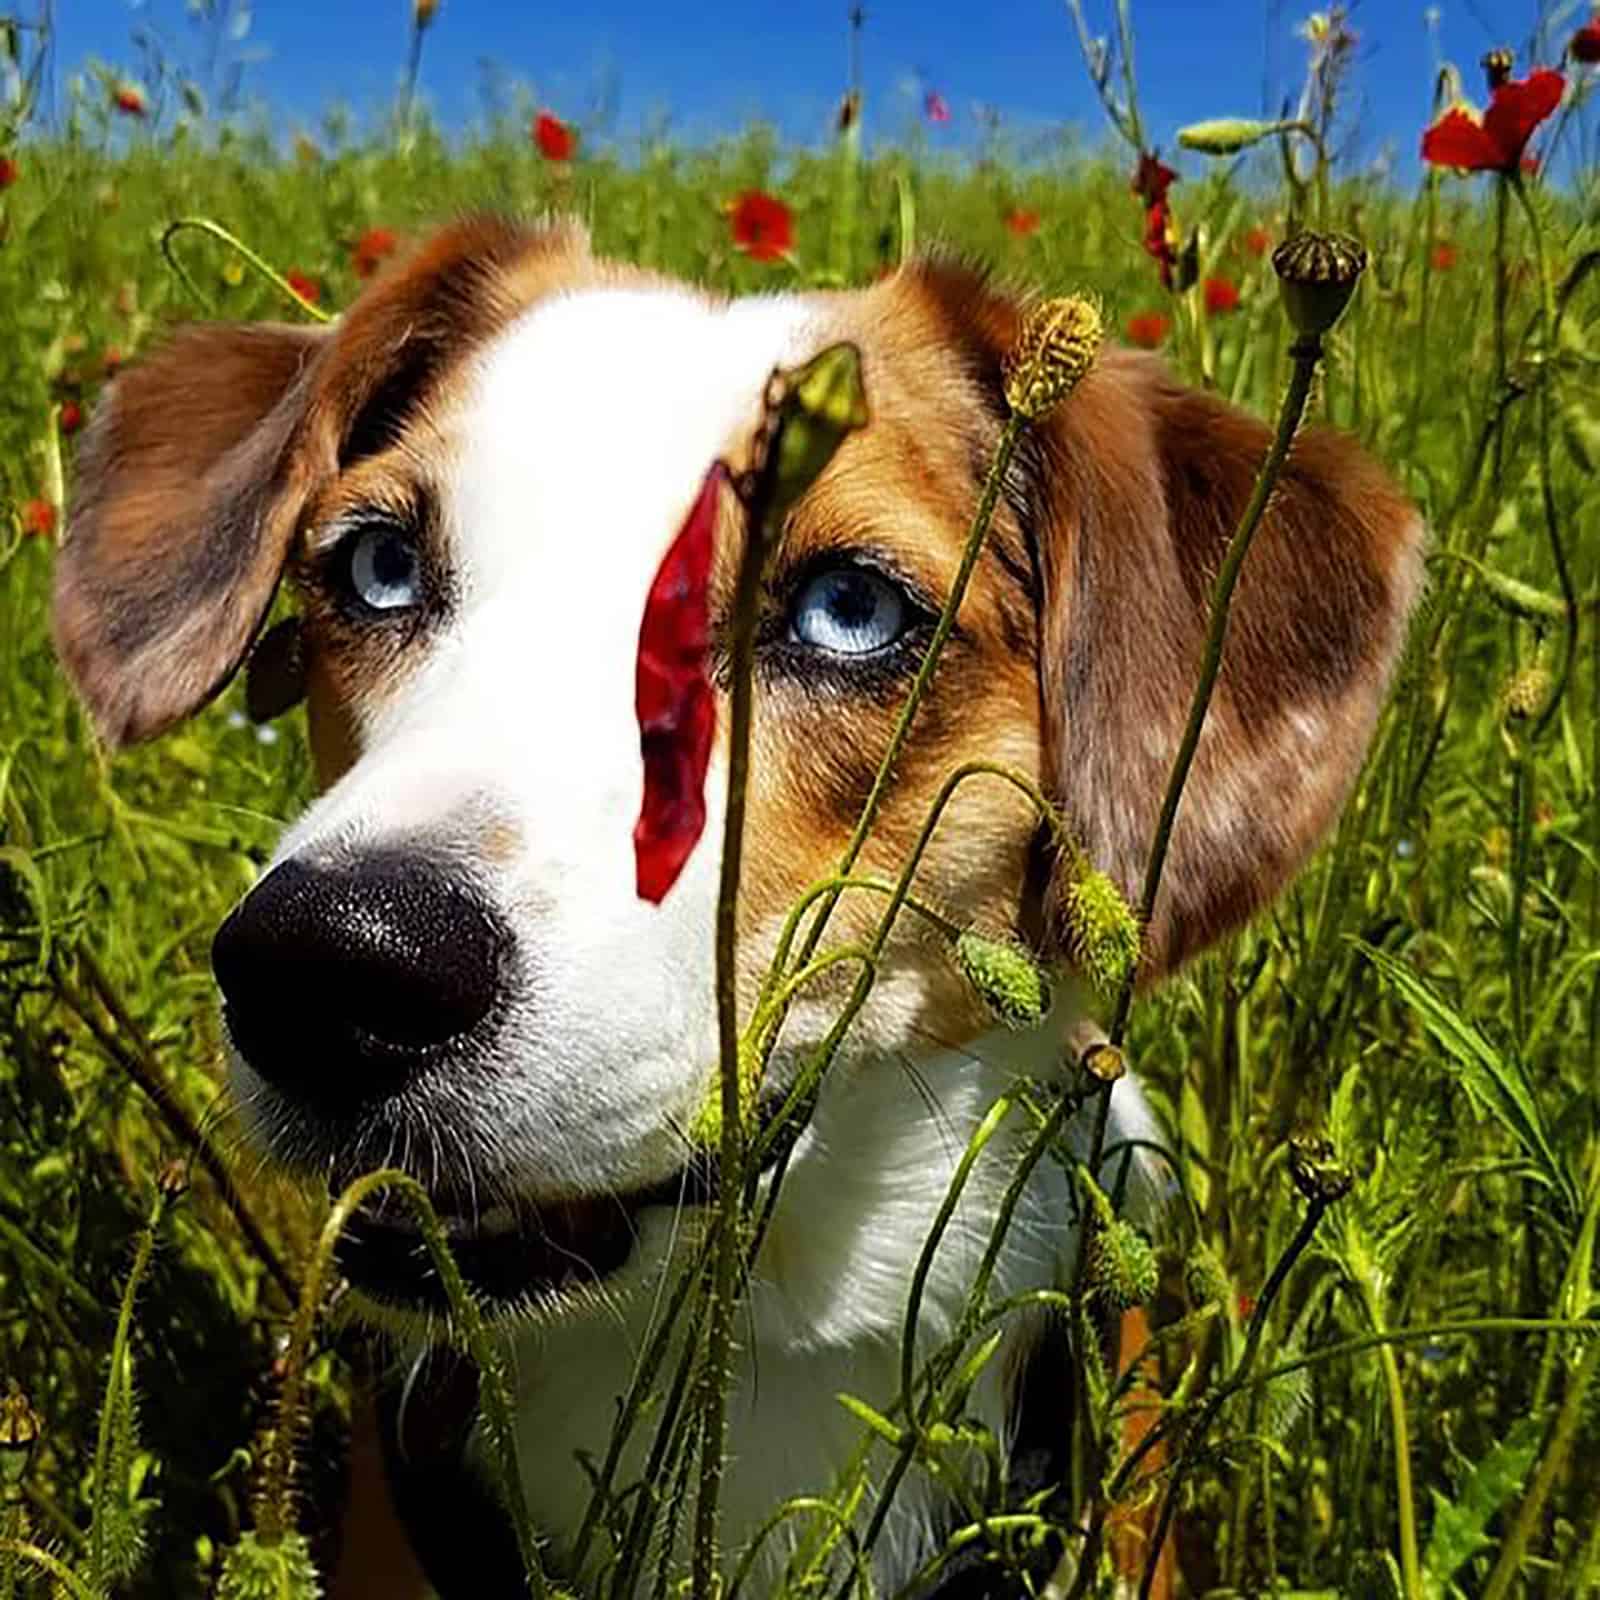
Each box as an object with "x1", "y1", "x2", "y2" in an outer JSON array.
[{"x1": 444, "y1": 285, "x2": 826, "y2": 594}]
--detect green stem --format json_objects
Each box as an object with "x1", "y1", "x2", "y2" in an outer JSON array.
[
  {"x1": 0, "y1": 1541, "x2": 100, "y2": 1600},
  {"x1": 693, "y1": 456, "x2": 768, "y2": 1597},
  {"x1": 160, "y1": 217, "x2": 333, "y2": 323},
  {"x1": 262, "y1": 1170, "x2": 547, "y2": 1596},
  {"x1": 87, "y1": 1184, "x2": 171, "y2": 1589},
  {"x1": 1510, "y1": 170, "x2": 1580, "y2": 741},
  {"x1": 1482, "y1": 1337, "x2": 1600, "y2": 1600},
  {"x1": 1491, "y1": 175, "x2": 1509, "y2": 489}
]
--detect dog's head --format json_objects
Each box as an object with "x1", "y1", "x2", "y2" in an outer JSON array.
[{"x1": 53, "y1": 217, "x2": 1422, "y2": 1320}]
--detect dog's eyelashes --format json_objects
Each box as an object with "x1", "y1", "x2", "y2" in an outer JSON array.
[
  {"x1": 345, "y1": 521, "x2": 423, "y2": 614},
  {"x1": 788, "y1": 563, "x2": 913, "y2": 657}
]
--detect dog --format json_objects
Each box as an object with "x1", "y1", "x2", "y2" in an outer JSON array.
[{"x1": 52, "y1": 215, "x2": 1422, "y2": 1597}]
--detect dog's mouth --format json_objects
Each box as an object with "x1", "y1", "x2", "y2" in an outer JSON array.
[
  {"x1": 336, "y1": 1097, "x2": 796, "y2": 1315},
  {"x1": 337, "y1": 1176, "x2": 696, "y2": 1314}
]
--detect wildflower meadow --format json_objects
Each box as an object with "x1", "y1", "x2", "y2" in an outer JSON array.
[{"x1": 3, "y1": 2, "x2": 1600, "y2": 1597}]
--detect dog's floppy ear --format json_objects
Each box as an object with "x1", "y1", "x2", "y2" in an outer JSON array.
[
  {"x1": 1034, "y1": 344, "x2": 1424, "y2": 977},
  {"x1": 52, "y1": 321, "x2": 326, "y2": 747}
]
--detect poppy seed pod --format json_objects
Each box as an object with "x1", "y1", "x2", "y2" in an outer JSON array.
[
  {"x1": 1272, "y1": 230, "x2": 1367, "y2": 338},
  {"x1": 1002, "y1": 294, "x2": 1103, "y2": 422}
]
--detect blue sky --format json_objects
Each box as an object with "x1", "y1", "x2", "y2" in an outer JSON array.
[{"x1": 50, "y1": 0, "x2": 1572, "y2": 175}]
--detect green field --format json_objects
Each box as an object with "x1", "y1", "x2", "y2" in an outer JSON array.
[{"x1": 3, "y1": 11, "x2": 1600, "y2": 1599}]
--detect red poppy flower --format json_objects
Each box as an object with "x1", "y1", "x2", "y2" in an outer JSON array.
[
  {"x1": 924, "y1": 90, "x2": 951, "y2": 124},
  {"x1": 0, "y1": 155, "x2": 17, "y2": 189},
  {"x1": 1573, "y1": 19, "x2": 1600, "y2": 64},
  {"x1": 1203, "y1": 276, "x2": 1241, "y2": 314},
  {"x1": 1430, "y1": 241, "x2": 1458, "y2": 271},
  {"x1": 1126, "y1": 310, "x2": 1171, "y2": 348},
  {"x1": 286, "y1": 270, "x2": 321, "y2": 305},
  {"x1": 1143, "y1": 199, "x2": 1179, "y2": 289},
  {"x1": 634, "y1": 463, "x2": 724, "y2": 904},
  {"x1": 112, "y1": 84, "x2": 147, "y2": 117},
  {"x1": 1005, "y1": 208, "x2": 1040, "y2": 239},
  {"x1": 20, "y1": 499, "x2": 55, "y2": 539},
  {"x1": 352, "y1": 226, "x2": 399, "y2": 279},
  {"x1": 533, "y1": 112, "x2": 576, "y2": 162},
  {"x1": 1131, "y1": 151, "x2": 1177, "y2": 208},
  {"x1": 1421, "y1": 67, "x2": 1564, "y2": 172},
  {"x1": 59, "y1": 401, "x2": 83, "y2": 434},
  {"x1": 729, "y1": 191, "x2": 794, "y2": 263},
  {"x1": 1243, "y1": 224, "x2": 1271, "y2": 257}
]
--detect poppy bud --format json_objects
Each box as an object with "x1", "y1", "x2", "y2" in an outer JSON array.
[
  {"x1": 1184, "y1": 1242, "x2": 1231, "y2": 1310},
  {"x1": 1482, "y1": 48, "x2": 1515, "y2": 90},
  {"x1": 1002, "y1": 294, "x2": 1103, "y2": 422},
  {"x1": 1088, "y1": 1217, "x2": 1159, "y2": 1310},
  {"x1": 765, "y1": 341, "x2": 870, "y2": 526},
  {"x1": 952, "y1": 930, "x2": 1051, "y2": 1029},
  {"x1": 1287, "y1": 1134, "x2": 1354, "y2": 1205},
  {"x1": 0, "y1": 1380, "x2": 41, "y2": 1491},
  {"x1": 414, "y1": 0, "x2": 439, "y2": 27},
  {"x1": 1272, "y1": 229, "x2": 1367, "y2": 338},
  {"x1": 1176, "y1": 116, "x2": 1281, "y2": 155},
  {"x1": 1059, "y1": 864, "x2": 1140, "y2": 998},
  {"x1": 1500, "y1": 663, "x2": 1551, "y2": 724}
]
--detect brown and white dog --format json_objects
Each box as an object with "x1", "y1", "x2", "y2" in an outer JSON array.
[{"x1": 52, "y1": 216, "x2": 1422, "y2": 1596}]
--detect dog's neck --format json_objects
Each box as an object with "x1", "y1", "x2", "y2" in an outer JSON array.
[{"x1": 459, "y1": 1012, "x2": 1161, "y2": 1596}]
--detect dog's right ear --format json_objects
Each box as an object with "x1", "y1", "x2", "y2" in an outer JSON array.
[{"x1": 52, "y1": 320, "x2": 327, "y2": 748}]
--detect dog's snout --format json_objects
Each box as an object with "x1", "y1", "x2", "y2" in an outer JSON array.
[{"x1": 213, "y1": 853, "x2": 509, "y2": 1108}]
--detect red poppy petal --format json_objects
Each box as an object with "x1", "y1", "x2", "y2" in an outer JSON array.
[
  {"x1": 1421, "y1": 108, "x2": 1503, "y2": 169},
  {"x1": 633, "y1": 464, "x2": 724, "y2": 904},
  {"x1": 1483, "y1": 70, "x2": 1564, "y2": 164}
]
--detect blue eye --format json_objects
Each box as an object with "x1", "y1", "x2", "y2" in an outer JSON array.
[
  {"x1": 346, "y1": 524, "x2": 421, "y2": 613},
  {"x1": 790, "y1": 566, "x2": 910, "y2": 656}
]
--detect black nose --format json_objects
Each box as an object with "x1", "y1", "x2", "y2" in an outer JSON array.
[{"x1": 213, "y1": 853, "x2": 510, "y2": 1111}]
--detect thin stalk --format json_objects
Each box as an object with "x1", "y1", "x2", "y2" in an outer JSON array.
[
  {"x1": 87, "y1": 1183, "x2": 171, "y2": 1590},
  {"x1": 692, "y1": 455, "x2": 770, "y2": 1597},
  {"x1": 1491, "y1": 174, "x2": 1509, "y2": 489},
  {"x1": 792, "y1": 414, "x2": 1025, "y2": 974},
  {"x1": 0, "y1": 1542, "x2": 99, "y2": 1600},
  {"x1": 54, "y1": 945, "x2": 297, "y2": 1305},
  {"x1": 1511, "y1": 170, "x2": 1580, "y2": 740},
  {"x1": 1481, "y1": 1336, "x2": 1600, "y2": 1600}
]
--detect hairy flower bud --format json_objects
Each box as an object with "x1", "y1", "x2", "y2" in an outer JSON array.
[
  {"x1": 1183, "y1": 1242, "x2": 1232, "y2": 1310},
  {"x1": 1501, "y1": 663, "x2": 1551, "y2": 723},
  {"x1": 1089, "y1": 1218, "x2": 1160, "y2": 1310},
  {"x1": 953, "y1": 930, "x2": 1051, "y2": 1029},
  {"x1": 1272, "y1": 230, "x2": 1367, "y2": 338},
  {"x1": 1060, "y1": 865, "x2": 1141, "y2": 998},
  {"x1": 1003, "y1": 294, "x2": 1103, "y2": 421}
]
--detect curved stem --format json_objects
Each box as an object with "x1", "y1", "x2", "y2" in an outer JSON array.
[{"x1": 160, "y1": 216, "x2": 333, "y2": 323}]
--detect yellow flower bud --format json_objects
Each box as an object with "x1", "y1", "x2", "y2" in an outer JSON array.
[{"x1": 1002, "y1": 294, "x2": 1103, "y2": 422}]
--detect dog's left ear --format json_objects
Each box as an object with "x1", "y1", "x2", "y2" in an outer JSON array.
[
  {"x1": 52, "y1": 320, "x2": 328, "y2": 748},
  {"x1": 1029, "y1": 335, "x2": 1424, "y2": 977}
]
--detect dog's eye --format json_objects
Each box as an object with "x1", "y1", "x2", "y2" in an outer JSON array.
[
  {"x1": 345, "y1": 524, "x2": 421, "y2": 614},
  {"x1": 789, "y1": 566, "x2": 910, "y2": 656}
]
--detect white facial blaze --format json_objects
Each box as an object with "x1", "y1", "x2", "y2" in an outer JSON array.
[{"x1": 253, "y1": 286, "x2": 824, "y2": 1196}]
